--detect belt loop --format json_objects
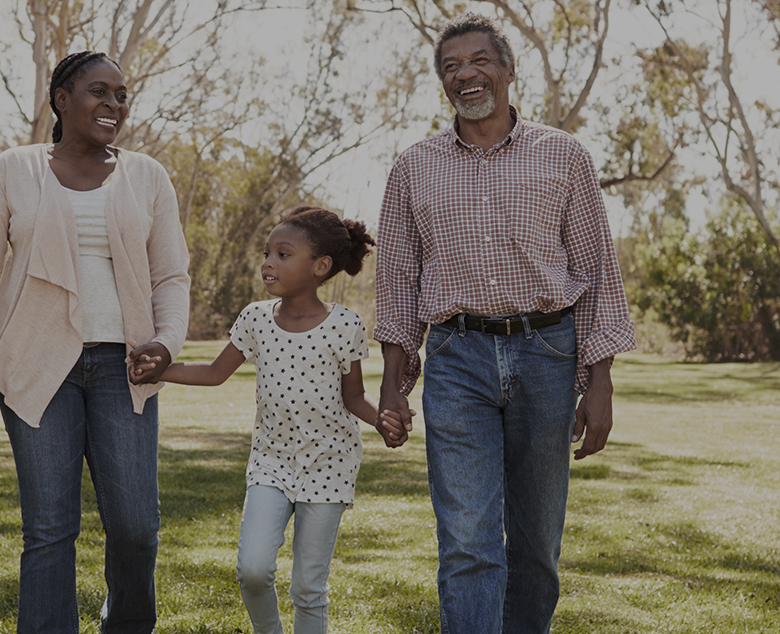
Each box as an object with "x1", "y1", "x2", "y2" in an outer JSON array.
[
  {"x1": 521, "y1": 314, "x2": 533, "y2": 339},
  {"x1": 457, "y1": 314, "x2": 467, "y2": 337}
]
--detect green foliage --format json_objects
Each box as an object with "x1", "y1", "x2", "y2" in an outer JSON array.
[
  {"x1": 633, "y1": 201, "x2": 780, "y2": 361},
  {"x1": 550, "y1": 0, "x2": 596, "y2": 45},
  {"x1": 160, "y1": 136, "x2": 311, "y2": 339},
  {"x1": 158, "y1": 131, "x2": 381, "y2": 340},
  {"x1": 638, "y1": 42, "x2": 709, "y2": 119}
]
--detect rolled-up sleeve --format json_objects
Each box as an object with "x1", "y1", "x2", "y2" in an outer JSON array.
[
  {"x1": 373, "y1": 158, "x2": 427, "y2": 394},
  {"x1": 563, "y1": 144, "x2": 636, "y2": 393}
]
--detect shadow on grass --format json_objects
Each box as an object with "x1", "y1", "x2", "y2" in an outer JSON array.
[
  {"x1": 0, "y1": 573, "x2": 17, "y2": 621},
  {"x1": 614, "y1": 357, "x2": 780, "y2": 405},
  {"x1": 553, "y1": 608, "x2": 643, "y2": 634},
  {"x1": 332, "y1": 572, "x2": 440, "y2": 634},
  {"x1": 606, "y1": 441, "x2": 748, "y2": 473},
  {"x1": 356, "y1": 434, "x2": 430, "y2": 498},
  {"x1": 570, "y1": 463, "x2": 611, "y2": 480},
  {"x1": 337, "y1": 523, "x2": 387, "y2": 554},
  {"x1": 558, "y1": 536, "x2": 780, "y2": 633},
  {"x1": 157, "y1": 557, "x2": 243, "y2": 612},
  {"x1": 563, "y1": 518, "x2": 780, "y2": 583},
  {"x1": 75, "y1": 585, "x2": 106, "y2": 628},
  {"x1": 159, "y1": 429, "x2": 433, "y2": 517},
  {"x1": 0, "y1": 474, "x2": 20, "y2": 534},
  {"x1": 356, "y1": 454, "x2": 429, "y2": 497},
  {"x1": 156, "y1": 427, "x2": 258, "y2": 523},
  {"x1": 562, "y1": 437, "x2": 780, "y2": 628}
]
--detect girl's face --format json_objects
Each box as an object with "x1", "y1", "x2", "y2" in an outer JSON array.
[{"x1": 262, "y1": 224, "x2": 330, "y2": 297}]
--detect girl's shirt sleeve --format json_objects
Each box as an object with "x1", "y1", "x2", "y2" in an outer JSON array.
[
  {"x1": 229, "y1": 303, "x2": 260, "y2": 364},
  {"x1": 340, "y1": 311, "x2": 369, "y2": 374}
]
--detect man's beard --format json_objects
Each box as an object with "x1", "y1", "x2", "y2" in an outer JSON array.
[{"x1": 452, "y1": 89, "x2": 496, "y2": 121}]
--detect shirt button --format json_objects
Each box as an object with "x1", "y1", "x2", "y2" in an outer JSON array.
[
  {"x1": 482, "y1": 196, "x2": 489, "y2": 202},
  {"x1": 481, "y1": 158, "x2": 488, "y2": 164},
  {"x1": 485, "y1": 236, "x2": 492, "y2": 242},
  {"x1": 489, "y1": 279, "x2": 497, "y2": 285}
]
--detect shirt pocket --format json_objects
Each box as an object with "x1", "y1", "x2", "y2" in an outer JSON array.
[{"x1": 508, "y1": 183, "x2": 566, "y2": 253}]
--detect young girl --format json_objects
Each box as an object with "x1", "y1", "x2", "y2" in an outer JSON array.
[{"x1": 129, "y1": 206, "x2": 409, "y2": 633}]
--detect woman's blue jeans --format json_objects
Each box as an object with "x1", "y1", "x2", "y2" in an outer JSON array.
[
  {"x1": 422, "y1": 314, "x2": 578, "y2": 634},
  {"x1": 2, "y1": 343, "x2": 160, "y2": 634}
]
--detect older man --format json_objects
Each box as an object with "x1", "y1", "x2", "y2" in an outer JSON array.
[{"x1": 373, "y1": 12, "x2": 636, "y2": 634}]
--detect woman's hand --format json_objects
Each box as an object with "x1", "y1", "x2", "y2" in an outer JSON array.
[{"x1": 126, "y1": 341, "x2": 171, "y2": 385}]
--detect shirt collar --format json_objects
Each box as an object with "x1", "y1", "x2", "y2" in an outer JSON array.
[{"x1": 449, "y1": 105, "x2": 523, "y2": 151}]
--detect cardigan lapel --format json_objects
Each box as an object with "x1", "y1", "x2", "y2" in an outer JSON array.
[
  {"x1": 104, "y1": 148, "x2": 152, "y2": 306},
  {"x1": 26, "y1": 147, "x2": 81, "y2": 330}
]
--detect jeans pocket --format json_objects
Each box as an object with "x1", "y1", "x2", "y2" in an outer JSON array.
[
  {"x1": 533, "y1": 316, "x2": 577, "y2": 359},
  {"x1": 425, "y1": 325, "x2": 458, "y2": 361}
]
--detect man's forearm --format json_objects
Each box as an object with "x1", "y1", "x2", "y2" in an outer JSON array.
[
  {"x1": 587, "y1": 357, "x2": 614, "y2": 394},
  {"x1": 379, "y1": 343, "x2": 409, "y2": 395}
]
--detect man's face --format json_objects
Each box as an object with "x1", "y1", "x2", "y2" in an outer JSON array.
[{"x1": 440, "y1": 31, "x2": 515, "y2": 122}]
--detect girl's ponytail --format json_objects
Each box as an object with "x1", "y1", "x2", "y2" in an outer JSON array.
[
  {"x1": 342, "y1": 219, "x2": 375, "y2": 276},
  {"x1": 278, "y1": 207, "x2": 376, "y2": 282}
]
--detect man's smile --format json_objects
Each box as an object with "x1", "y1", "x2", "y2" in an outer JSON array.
[{"x1": 456, "y1": 82, "x2": 487, "y2": 98}]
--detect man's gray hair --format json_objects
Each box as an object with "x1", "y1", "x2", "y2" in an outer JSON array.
[{"x1": 433, "y1": 13, "x2": 515, "y2": 80}]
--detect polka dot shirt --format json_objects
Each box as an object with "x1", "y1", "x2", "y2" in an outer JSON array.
[{"x1": 230, "y1": 300, "x2": 369, "y2": 506}]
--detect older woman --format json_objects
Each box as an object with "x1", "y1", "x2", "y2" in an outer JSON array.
[{"x1": 0, "y1": 51, "x2": 189, "y2": 633}]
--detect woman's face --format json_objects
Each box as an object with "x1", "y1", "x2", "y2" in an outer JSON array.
[{"x1": 55, "y1": 60, "x2": 129, "y2": 147}]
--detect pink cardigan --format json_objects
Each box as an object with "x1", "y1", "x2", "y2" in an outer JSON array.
[{"x1": 0, "y1": 144, "x2": 190, "y2": 427}]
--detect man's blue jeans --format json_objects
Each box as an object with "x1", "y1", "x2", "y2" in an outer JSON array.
[
  {"x1": 422, "y1": 314, "x2": 578, "y2": 634},
  {"x1": 2, "y1": 343, "x2": 160, "y2": 634}
]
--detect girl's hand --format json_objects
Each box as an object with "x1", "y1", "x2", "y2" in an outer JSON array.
[
  {"x1": 127, "y1": 353, "x2": 163, "y2": 384},
  {"x1": 126, "y1": 340, "x2": 169, "y2": 385},
  {"x1": 379, "y1": 408, "x2": 417, "y2": 446}
]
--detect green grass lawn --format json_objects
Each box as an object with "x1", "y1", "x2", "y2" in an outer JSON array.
[{"x1": 1, "y1": 346, "x2": 779, "y2": 632}]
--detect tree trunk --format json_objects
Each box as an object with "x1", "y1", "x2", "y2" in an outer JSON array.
[{"x1": 29, "y1": 0, "x2": 51, "y2": 144}]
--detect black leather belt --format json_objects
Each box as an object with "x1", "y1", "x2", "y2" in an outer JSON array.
[{"x1": 439, "y1": 306, "x2": 572, "y2": 335}]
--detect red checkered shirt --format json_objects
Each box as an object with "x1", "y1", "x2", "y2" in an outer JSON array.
[{"x1": 374, "y1": 107, "x2": 636, "y2": 395}]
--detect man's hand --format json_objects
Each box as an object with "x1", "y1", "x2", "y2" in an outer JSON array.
[
  {"x1": 126, "y1": 341, "x2": 171, "y2": 385},
  {"x1": 572, "y1": 358, "x2": 613, "y2": 460},
  {"x1": 376, "y1": 390, "x2": 413, "y2": 448},
  {"x1": 378, "y1": 407, "x2": 417, "y2": 447},
  {"x1": 376, "y1": 343, "x2": 413, "y2": 448}
]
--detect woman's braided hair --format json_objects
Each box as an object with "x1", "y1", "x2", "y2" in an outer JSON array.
[
  {"x1": 49, "y1": 51, "x2": 121, "y2": 143},
  {"x1": 278, "y1": 206, "x2": 376, "y2": 283}
]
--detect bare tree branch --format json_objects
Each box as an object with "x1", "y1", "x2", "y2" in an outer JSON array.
[
  {"x1": 600, "y1": 138, "x2": 678, "y2": 188},
  {"x1": 643, "y1": 0, "x2": 779, "y2": 247}
]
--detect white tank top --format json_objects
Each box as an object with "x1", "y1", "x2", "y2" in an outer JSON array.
[{"x1": 64, "y1": 186, "x2": 125, "y2": 344}]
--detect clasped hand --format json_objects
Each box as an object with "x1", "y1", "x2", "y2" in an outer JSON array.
[{"x1": 125, "y1": 340, "x2": 169, "y2": 385}]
